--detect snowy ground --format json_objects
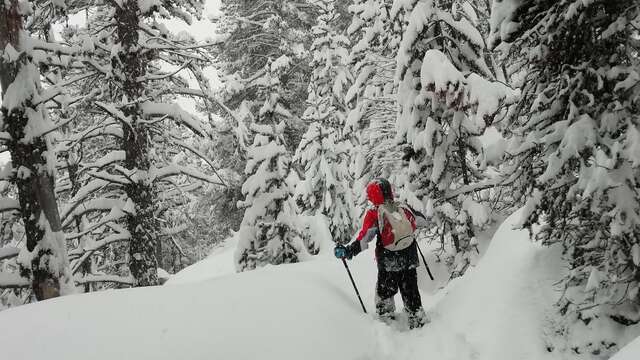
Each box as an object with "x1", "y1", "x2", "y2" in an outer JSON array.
[{"x1": 1, "y1": 212, "x2": 638, "y2": 360}]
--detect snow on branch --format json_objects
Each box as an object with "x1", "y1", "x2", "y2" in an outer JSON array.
[
  {"x1": 61, "y1": 180, "x2": 110, "y2": 216},
  {"x1": 74, "y1": 274, "x2": 134, "y2": 286},
  {"x1": 0, "y1": 246, "x2": 20, "y2": 261},
  {"x1": 0, "y1": 272, "x2": 29, "y2": 289},
  {"x1": 62, "y1": 198, "x2": 128, "y2": 227},
  {"x1": 0, "y1": 198, "x2": 20, "y2": 213},
  {"x1": 444, "y1": 177, "x2": 505, "y2": 201},
  {"x1": 88, "y1": 170, "x2": 131, "y2": 186},
  {"x1": 136, "y1": 60, "x2": 192, "y2": 83},
  {"x1": 66, "y1": 122, "x2": 123, "y2": 144},
  {"x1": 173, "y1": 140, "x2": 227, "y2": 187},
  {"x1": 171, "y1": 87, "x2": 244, "y2": 128},
  {"x1": 420, "y1": 49, "x2": 520, "y2": 128},
  {"x1": 66, "y1": 206, "x2": 128, "y2": 241},
  {"x1": 95, "y1": 102, "x2": 132, "y2": 126},
  {"x1": 70, "y1": 230, "x2": 132, "y2": 274},
  {"x1": 83, "y1": 151, "x2": 126, "y2": 170},
  {"x1": 140, "y1": 101, "x2": 206, "y2": 136},
  {"x1": 152, "y1": 164, "x2": 225, "y2": 186},
  {"x1": 25, "y1": 37, "x2": 82, "y2": 57}
]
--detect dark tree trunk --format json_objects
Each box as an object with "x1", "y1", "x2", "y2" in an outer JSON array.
[
  {"x1": 67, "y1": 157, "x2": 93, "y2": 292},
  {"x1": 0, "y1": 0, "x2": 67, "y2": 300},
  {"x1": 114, "y1": 1, "x2": 159, "y2": 287},
  {"x1": 456, "y1": 133, "x2": 476, "y2": 251}
]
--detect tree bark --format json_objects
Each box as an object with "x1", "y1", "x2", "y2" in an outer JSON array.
[
  {"x1": 0, "y1": 0, "x2": 69, "y2": 300},
  {"x1": 114, "y1": 1, "x2": 159, "y2": 287}
]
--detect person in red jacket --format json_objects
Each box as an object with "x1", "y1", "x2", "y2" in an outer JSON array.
[{"x1": 335, "y1": 178, "x2": 427, "y2": 329}]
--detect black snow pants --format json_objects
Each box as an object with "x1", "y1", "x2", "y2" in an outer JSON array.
[{"x1": 375, "y1": 267, "x2": 422, "y2": 316}]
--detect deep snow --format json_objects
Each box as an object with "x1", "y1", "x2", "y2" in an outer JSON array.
[
  {"x1": 0, "y1": 211, "x2": 638, "y2": 360},
  {"x1": 612, "y1": 336, "x2": 640, "y2": 360}
]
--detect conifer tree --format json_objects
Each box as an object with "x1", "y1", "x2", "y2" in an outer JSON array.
[
  {"x1": 53, "y1": 0, "x2": 223, "y2": 287},
  {"x1": 491, "y1": 0, "x2": 640, "y2": 339},
  {"x1": 294, "y1": 0, "x2": 354, "y2": 249},
  {"x1": 294, "y1": 123, "x2": 353, "y2": 248},
  {"x1": 216, "y1": 0, "x2": 317, "y2": 148},
  {"x1": 344, "y1": 0, "x2": 407, "y2": 215},
  {"x1": 235, "y1": 61, "x2": 305, "y2": 271},
  {"x1": 0, "y1": 0, "x2": 73, "y2": 299},
  {"x1": 394, "y1": 0, "x2": 518, "y2": 276}
]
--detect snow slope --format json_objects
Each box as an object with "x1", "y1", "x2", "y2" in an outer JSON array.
[
  {"x1": 612, "y1": 336, "x2": 640, "y2": 360},
  {"x1": 2, "y1": 211, "x2": 637, "y2": 360},
  {"x1": 165, "y1": 235, "x2": 238, "y2": 285}
]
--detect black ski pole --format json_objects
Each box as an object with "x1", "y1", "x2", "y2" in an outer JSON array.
[
  {"x1": 416, "y1": 242, "x2": 435, "y2": 281},
  {"x1": 341, "y1": 258, "x2": 367, "y2": 313}
]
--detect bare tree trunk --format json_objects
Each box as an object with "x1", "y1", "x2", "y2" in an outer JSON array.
[
  {"x1": 114, "y1": 1, "x2": 159, "y2": 287},
  {"x1": 0, "y1": 0, "x2": 69, "y2": 300}
]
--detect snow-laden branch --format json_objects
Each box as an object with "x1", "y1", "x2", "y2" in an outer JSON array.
[
  {"x1": 0, "y1": 198, "x2": 20, "y2": 213},
  {"x1": 0, "y1": 272, "x2": 29, "y2": 289},
  {"x1": 137, "y1": 60, "x2": 192, "y2": 83},
  {"x1": 140, "y1": 101, "x2": 206, "y2": 136},
  {"x1": 66, "y1": 121, "x2": 123, "y2": 145},
  {"x1": 95, "y1": 102, "x2": 132, "y2": 126},
  {"x1": 66, "y1": 206, "x2": 127, "y2": 241},
  {"x1": 70, "y1": 230, "x2": 131, "y2": 274},
  {"x1": 62, "y1": 198, "x2": 127, "y2": 227},
  {"x1": 83, "y1": 151, "x2": 126, "y2": 170},
  {"x1": 88, "y1": 170, "x2": 131, "y2": 186},
  {"x1": 173, "y1": 140, "x2": 226, "y2": 187},
  {"x1": 26, "y1": 37, "x2": 81, "y2": 57},
  {"x1": 152, "y1": 164, "x2": 225, "y2": 186},
  {"x1": 61, "y1": 179, "x2": 110, "y2": 217},
  {"x1": 74, "y1": 274, "x2": 134, "y2": 286},
  {"x1": 171, "y1": 87, "x2": 244, "y2": 128},
  {"x1": 444, "y1": 177, "x2": 505, "y2": 201},
  {"x1": 0, "y1": 246, "x2": 19, "y2": 261}
]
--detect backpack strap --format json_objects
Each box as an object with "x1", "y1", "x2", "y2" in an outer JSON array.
[{"x1": 377, "y1": 205, "x2": 385, "y2": 235}]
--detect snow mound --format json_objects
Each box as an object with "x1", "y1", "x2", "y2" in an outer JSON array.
[
  {"x1": 166, "y1": 236, "x2": 238, "y2": 285},
  {"x1": 0, "y1": 211, "x2": 596, "y2": 360},
  {"x1": 612, "y1": 335, "x2": 640, "y2": 360},
  {"x1": 0, "y1": 259, "x2": 377, "y2": 360}
]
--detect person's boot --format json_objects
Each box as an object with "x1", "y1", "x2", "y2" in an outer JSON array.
[
  {"x1": 407, "y1": 307, "x2": 427, "y2": 329},
  {"x1": 375, "y1": 295, "x2": 396, "y2": 324}
]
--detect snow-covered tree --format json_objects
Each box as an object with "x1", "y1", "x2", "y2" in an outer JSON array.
[
  {"x1": 216, "y1": 0, "x2": 317, "y2": 149},
  {"x1": 0, "y1": 0, "x2": 73, "y2": 300},
  {"x1": 344, "y1": 0, "x2": 407, "y2": 216},
  {"x1": 394, "y1": 0, "x2": 518, "y2": 276},
  {"x1": 304, "y1": 0, "x2": 351, "y2": 129},
  {"x1": 235, "y1": 62, "x2": 306, "y2": 272},
  {"x1": 490, "y1": 0, "x2": 640, "y2": 344},
  {"x1": 293, "y1": 0, "x2": 354, "y2": 249},
  {"x1": 294, "y1": 123, "x2": 353, "y2": 248},
  {"x1": 46, "y1": 0, "x2": 225, "y2": 288}
]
